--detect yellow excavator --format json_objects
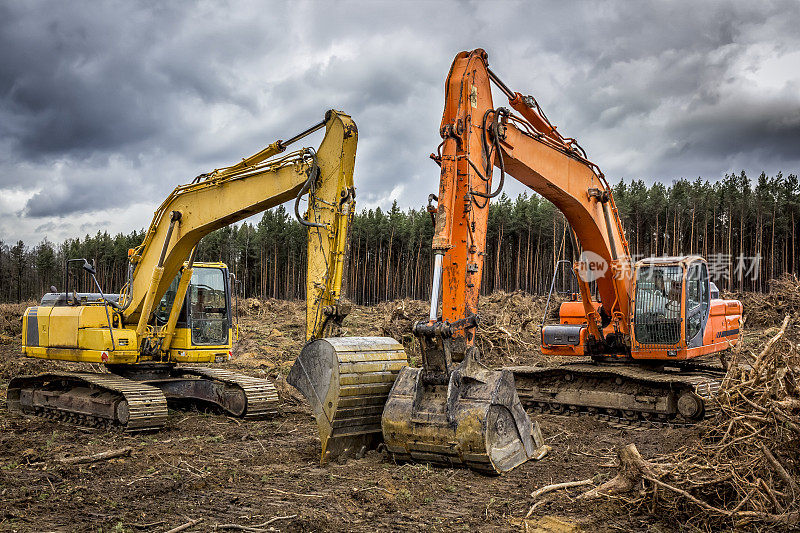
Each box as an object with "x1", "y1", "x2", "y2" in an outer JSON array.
[{"x1": 8, "y1": 110, "x2": 407, "y2": 431}]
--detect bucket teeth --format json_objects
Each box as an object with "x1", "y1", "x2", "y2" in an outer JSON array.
[
  {"x1": 287, "y1": 336, "x2": 407, "y2": 463},
  {"x1": 381, "y1": 364, "x2": 546, "y2": 475}
]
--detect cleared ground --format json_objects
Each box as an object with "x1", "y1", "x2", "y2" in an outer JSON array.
[{"x1": 0, "y1": 294, "x2": 782, "y2": 532}]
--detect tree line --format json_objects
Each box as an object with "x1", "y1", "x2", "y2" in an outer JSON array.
[{"x1": 1, "y1": 171, "x2": 798, "y2": 304}]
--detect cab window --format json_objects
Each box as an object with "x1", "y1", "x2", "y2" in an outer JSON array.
[
  {"x1": 155, "y1": 276, "x2": 181, "y2": 325},
  {"x1": 634, "y1": 264, "x2": 683, "y2": 345},
  {"x1": 188, "y1": 268, "x2": 229, "y2": 346}
]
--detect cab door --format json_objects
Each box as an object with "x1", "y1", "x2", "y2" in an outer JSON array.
[
  {"x1": 684, "y1": 262, "x2": 710, "y2": 348},
  {"x1": 187, "y1": 266, "x2": 231, "y2": 347}
]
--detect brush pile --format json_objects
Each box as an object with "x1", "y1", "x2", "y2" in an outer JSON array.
[
  {"x1": 735, "y1": 274, "x2": 800, "y2": 328},
  {"x1": 0, "y1": 302, "x2": 28, "y2": 344},
  {"x1": 474, "y1": 291, "x2": 561, "y2": 367},
  {"x1": 378, "y1": 291, "x2": 563, "y2": 366},
  {"x1": 606, "y1": 314, "x2": 800, "y2": 529}
]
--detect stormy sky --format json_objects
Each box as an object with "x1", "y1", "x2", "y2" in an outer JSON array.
[{"x1": 1, "y1": 0, "x2": 799, "y2": 245}]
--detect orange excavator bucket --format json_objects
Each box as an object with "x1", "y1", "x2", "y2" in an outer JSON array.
[
  {"x1": 383, "y1": 364, "x2": 543, "y2": 473},
  {"x1": 381, "y1": 321, "x2": 545, "y2": 474}
]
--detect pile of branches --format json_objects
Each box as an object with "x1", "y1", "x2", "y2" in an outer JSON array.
[
  {"x1": 377, "y1": 291, "x2": 562, "y2": 366},
  {"x1": 605, "y1": 316, "x2": 800, "y2": 528},
  {"x1": 736, "y1": 274, "x2": 800, "y2": 328},
  {"x1": 475, "y1": 291, "x2": 557, "y2": 366},
  {"x1": 378, "y1": 299, "x2": 429, "y2": 361},
  {"x1": 0, "y1": 303, "x2": 28, "y2": 338}
]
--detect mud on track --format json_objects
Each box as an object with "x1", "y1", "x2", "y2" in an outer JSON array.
[{"x1": 0, "y1": 295, "x2": 771, "y2": 532}]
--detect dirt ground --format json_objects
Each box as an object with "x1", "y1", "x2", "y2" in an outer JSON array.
[{"x1": 0, "y1": 295, "x2": 784, "y2": 532}]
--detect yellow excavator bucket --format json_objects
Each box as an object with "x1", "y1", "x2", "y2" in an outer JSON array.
[{"x1": 288, "y1": 336, "x2": 407, "y2": 463}]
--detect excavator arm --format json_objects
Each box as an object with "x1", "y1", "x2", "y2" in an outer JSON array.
[
  {"x1": 429, "y1": 50, "x2": 633, "y2": 348},
  {"x1": 121, "y1": 110, "x2": 358, "y2": 353},
  {"x1": 381, "y1": 50, "x2": 544, "y2": 475},
  {"x1": 494, "y1": 106, "x2": 632, "y2": 340}
]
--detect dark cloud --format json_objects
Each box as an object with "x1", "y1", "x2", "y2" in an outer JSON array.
[
  {"x1": 1, "y1": 0, "x2": 799, "y2": 242},
  {"x1": 666, "y1": 94, "x2": 800, "y2": 160},
  {"x1": 22, "y1": 163, "x2": 152, "y2": 218}
]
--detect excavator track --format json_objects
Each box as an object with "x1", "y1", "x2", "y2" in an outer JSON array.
[
  {"x1": 169, "y1": 367, "x2": 280, "y2": 419},
  {"x1": 507, "y1": 361, "x2": 724, "y2": 428},
  {"x1": 6, "y1": 372, "x2": 168, "y2": 431}
]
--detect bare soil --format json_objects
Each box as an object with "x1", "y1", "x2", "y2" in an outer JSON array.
[{"x1": 0, "y1": 295, "x2": 783, "y2": 532}]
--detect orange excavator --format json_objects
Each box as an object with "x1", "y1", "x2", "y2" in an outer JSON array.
[
  {"x1": 295, "y1": 49, "x2": 742, "y2": 475},
  {"x1": 383, "y1": 49, "x2": 743, "y2": 471},
  {"x1": 404, "y1": 49, "x2": 742, "y2": 431}
]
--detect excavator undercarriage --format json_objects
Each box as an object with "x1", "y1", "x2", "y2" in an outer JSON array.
[
  {"x1": 8, "y1": 372, "x2": 169, "y2": 431},
  {"x1": 509, "y1": 359, "x2": 724, "y2": 429},
  {"x1": 8, "y1": 365, "x2": 280, "y2": 431}
]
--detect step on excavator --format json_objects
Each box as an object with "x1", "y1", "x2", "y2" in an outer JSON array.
[
  {"x1": 429, "y1": 49, "x2": 743, "y2": 428},
  {"x1": 8, "y1": 110, "x2": 407, "y2": 431}
]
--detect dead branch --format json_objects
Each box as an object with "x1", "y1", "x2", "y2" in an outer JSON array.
[
  {"x1": 581, "y1": 444, "x2": 654, "y2": 499},
  {"x1": 58, "y1": 446, "x2": 132, "y2": 465},
  {"x1": 753, "y1": 315, "x2": 790, "y2": 378},
  {"x1": 131, "y1": 520, "x2": 166, "y2": 529},
  {"x1": 216, "y1": 515, "x2": 297, "y2": 531},
  {"x1": 759, "y1": 444, "x2": 799, "y2": 495},
  {"x1": 643, "y1": 475, "x2": 737, "y2": 516},
  {"x1": 164, "y1": 517, "x2": 203, "y2": 533},
  {"x1": 759, "y1": 477, "x2": 784, "y2": 513},
  {"x1": 526, "y1": 479, "x2": 594, "y2": 518},
  {"x1": 530, "y1": 478, "x2": 594, "y2": 501}
]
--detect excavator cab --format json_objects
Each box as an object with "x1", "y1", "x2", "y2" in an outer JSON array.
[
  {"x1": 154, "y1": 262, "x2": 233, "y2": 362},
  {"x1": 543, "y1": 256, "x2": 742, "y2": 360},
  {"x1": 631, "y1": 256, "x2": 741, "y2": 359}
]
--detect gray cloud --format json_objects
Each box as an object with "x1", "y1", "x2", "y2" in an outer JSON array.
[{"x1": 1, "y1": 0, "x2": 799, "y2": 243}]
